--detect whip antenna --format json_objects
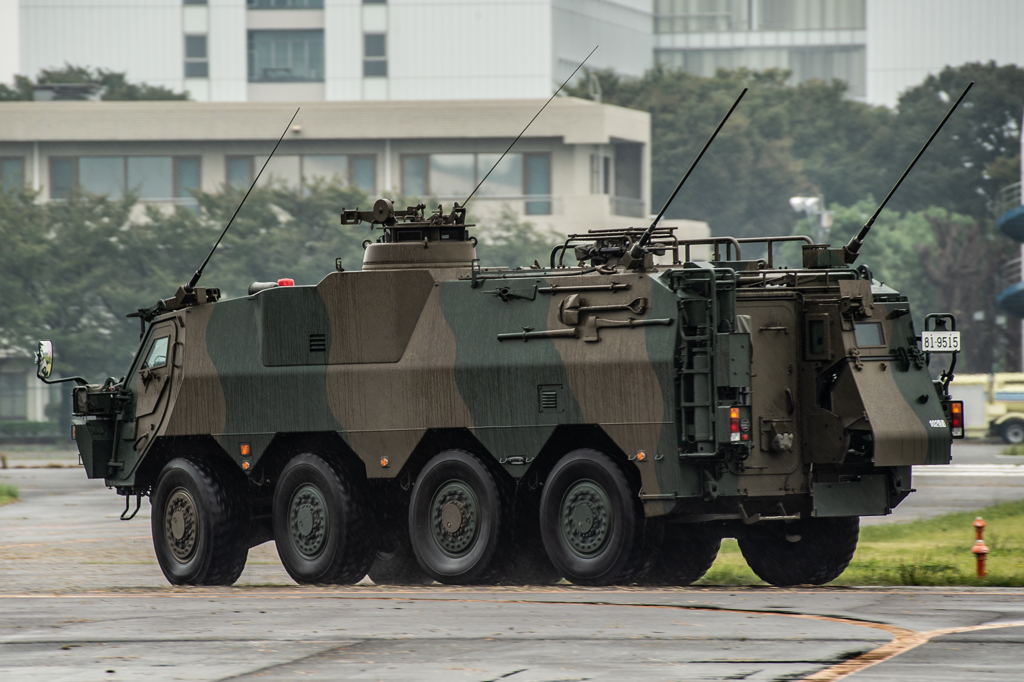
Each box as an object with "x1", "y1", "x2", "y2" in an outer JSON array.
[
  {"x1": 463, "y1": 46, "x2": 598, "y2": 207},
  {"x1": 844, "y1": 81, "x2": 973, "y2": 262},
  {"x1": 186, "y1": 107, "x2": 300, "y2": 291},
  {"x1": 631, "y1": 87, "x2": 747, "y2": 259}
]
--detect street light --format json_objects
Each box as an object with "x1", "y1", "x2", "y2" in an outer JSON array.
[{"x1": 789, "y1": 196, "x2": 833, "y2": 243}]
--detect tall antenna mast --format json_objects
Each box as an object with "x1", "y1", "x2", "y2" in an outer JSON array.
[
  {"x1": 843, "y1": 82, "x2": 973, "y2": 263},
  {"x1": 463, "y1": 46, "x2": 598, "y2": 208},
  {"x1": 629, "y1": 87, "x2": 747, "y2": 261},
  {"x1": 186, "y1": 107, "x2": 300, "y2": 292}
]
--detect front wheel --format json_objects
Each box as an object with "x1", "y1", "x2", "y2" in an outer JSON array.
[
  {"x1": 1002, "y1": 420, "x2": 1024, "y2": 445},
  {"x1": 151, "y1": 457, "x2": 249, "y2": 586},
  {"x1": 273, "y1": 453, "x2": 376, "y2": 585},
  {"x1": 539, "y1": 449, "x2": 643, "y2": 586},
  {"x1": 738, "y1": 516, "x2": 859, "y2": 586}
]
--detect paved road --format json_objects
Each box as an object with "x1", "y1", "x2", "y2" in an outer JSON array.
[{"x1": 2, "y1": 442, "x2": 1023, "y2": 681}]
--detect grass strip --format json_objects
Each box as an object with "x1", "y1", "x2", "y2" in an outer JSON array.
[
  {"x1": 697, "y1": 499, "x2": 1024, "y2": 587},
  {"x1": 0, "y1": 482, "x2": 18, "y2": 507}
]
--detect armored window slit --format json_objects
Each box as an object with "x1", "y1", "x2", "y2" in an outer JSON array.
[{"x1": 309, "y1": 333, "x2": 327, "y2": 353}]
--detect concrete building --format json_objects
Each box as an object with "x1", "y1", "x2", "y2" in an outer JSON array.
[
  {"x1": 0, "y1": 96, "x2": 651, "y2": 230},
  {"x1": 654, "y1": 0, "x2": 1024, "y2": 106},
  {"x1": 3, "y1": 0, "x2": 652, "y2": 103}
]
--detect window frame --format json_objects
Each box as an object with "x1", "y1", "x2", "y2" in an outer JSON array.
[
  {"x1": 247, "y1": 29, "x2": 326, "y2": 83},
  {"x1": 184, "y1": 34, "x2": 209, "y2": 79},
  {"x1": 350, "y1": 154, "x2": 377, "y2": 194},
  {"x1": 173, "y1": 157, "x2": 202, "y2": 201}
]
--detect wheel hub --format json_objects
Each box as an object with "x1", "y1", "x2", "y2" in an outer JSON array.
[
  {"x1": 430, "y1": 481, "x2": 479, "y2": 556},
  {"x1": 289, "y1": 484, "x2": 329, "y2": 560},
  {"x1": 561, "y1": 480, "x2": 611, "y2": 557},
  {"x1": 164, "y1": 488, "x2": 198, "y2": 563}
]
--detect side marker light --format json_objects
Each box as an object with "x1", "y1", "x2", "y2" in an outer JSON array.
[
  {"x1": 240, "y1": 443, "x2": 251, "y2": 456},
  {"x1": 380, "y1": 457, "x2": 389, "y2": 468}
]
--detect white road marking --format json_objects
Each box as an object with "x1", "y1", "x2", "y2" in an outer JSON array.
[{"x1": 914, "y1": 464, "x2": 1024, "y2": 476}]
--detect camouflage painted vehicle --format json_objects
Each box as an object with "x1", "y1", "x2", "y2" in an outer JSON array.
[
  {"x1": 35, "y1": 85, "x2": 971, "y2": 588},
  {"x1": 35, "y1": 194, "x2": 963, "y2": 588}
]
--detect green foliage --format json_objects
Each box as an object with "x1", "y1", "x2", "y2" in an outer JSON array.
[
  {"x1": 568, "y1": 62, "x2": 1024, "y2": 241},
  {"x1": 0, "y1": 182, "x2": 369, "y2": 382},
  {"x1": 701, "y1": 498, "x2": 1024, "y2": 587},
  {"x1": 1002, "y1": 444, "x2": 1024, "y2": 456},
  {"x1": 0, "y1": 483, "x2": 18, "y2": 505},
  {"x1": 474, "y1": 205, "x2": 562, "y2": 270},
  {"x1": 0, "y1": 64, "x2": 188, "y2": 101}
]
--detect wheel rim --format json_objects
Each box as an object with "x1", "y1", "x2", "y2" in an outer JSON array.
[
  {"x1": 1008, "y1": 425, "x2": 1024, "y2": 443},
  {"x1": 289, "y1": 483, "x2": 330, "y2": 560},
  {"x1": 560, "y1": 479, "x2": 612, "y2": 557},
  {"x1": 165, "y1": 487, "x2": 198, "y2": 563},
  {"x1": 429, "y1": 479, "x2": 480, "y2": 557}
]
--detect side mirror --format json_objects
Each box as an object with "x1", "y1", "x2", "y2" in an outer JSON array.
[{"x1": 35, "y1": 340, "x2": 53, "y2": 380}]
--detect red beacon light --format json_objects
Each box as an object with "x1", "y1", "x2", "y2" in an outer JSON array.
[{"x1": 277, "y1": 278, "x2": 295, "y2": 287}]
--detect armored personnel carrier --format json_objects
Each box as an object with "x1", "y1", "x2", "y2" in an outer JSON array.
[{"x1": 36, "y1": 87, "x2": 969, "y2": 588}]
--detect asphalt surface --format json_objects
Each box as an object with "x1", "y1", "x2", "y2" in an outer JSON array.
[{"x1": 1, "y1": 442, "x2": 1023, "y2": 681}]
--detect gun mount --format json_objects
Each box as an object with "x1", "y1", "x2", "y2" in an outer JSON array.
[{"x1": 343, "y1": 198, "x2": 479, "y2": 270}]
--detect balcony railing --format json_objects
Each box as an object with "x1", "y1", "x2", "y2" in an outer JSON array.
[
  {"x1": 991, "y1": 181, "x2": 1022, "y2": 218},
  {"x1": 1001, "y1": 256, "x2": 1022, "y2": 289}
]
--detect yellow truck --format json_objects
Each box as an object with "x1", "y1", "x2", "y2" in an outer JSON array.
[{"x1": 949, "y1": 373, "x2": 1024, "y2": 443}]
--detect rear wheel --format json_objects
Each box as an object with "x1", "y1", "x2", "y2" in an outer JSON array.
[
  {"x1": 1002, "y1": 420, "x2": 1024, "y2": 445},
  {"x1": 408, "y1": 449, "x2": 507, "y2": 584},
  {"x1": 539, "y1": 449, "x2": 643, "y2": 586},
  {"x1": 151, "y1": 457, "x2": 249, "y2": 586},
  {"x1": 738, "y1": 516, "x2": 859, "y2": 586},
  {"x1": 635, "y1": 521, "x2": 721, "y2": 586},
  {"x1": 273, "y1": 453, "x2": 376, "y2": 585}
]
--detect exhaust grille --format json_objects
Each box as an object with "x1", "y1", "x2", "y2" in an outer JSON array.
[{"x1": 309, "y1": 333, "x2": 327, "y2": 353}]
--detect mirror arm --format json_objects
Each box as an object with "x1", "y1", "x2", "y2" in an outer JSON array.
[{"x1": 39, "y1": 375, "x2": 89, "y2": 387}]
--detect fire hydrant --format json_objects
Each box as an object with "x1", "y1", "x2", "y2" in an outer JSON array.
[{"x1": 972, "y1": 517, "x2": 989, "y2": 578}]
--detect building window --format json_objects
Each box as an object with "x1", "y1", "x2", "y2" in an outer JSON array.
[
  {"x1": 363, "y1": 0, "x2": 386, "y2": 4},
  {"x1": 50, "y1": 158, "x2": 75, "y2": 199},
  {"x1": 80, "y1": 157, "x2": 125, "y2": 198},
  {"x1": 403, "y1": 153, "x2": 550, "y2": 215},
  {"x1": 227, "y1": 157, "x2": 254, "y2": 189},
  {"x1": 247, "y1": 0, "x2": 324, "y2": 8},
  {"x1": 0, "y1": 158, "x2": 25, "y2": 193},
  {"x1": 229, "y1": 154, "x2": 375, "y2": 194},
  {"x1": 49, "y1": 156, "x2": 201, "y2": 200},
  {"x1": 525, "y1": 154, "x2": 550, "y2": 216},
  {"x1": 351, "y1": 156, "x2": 376, "y2": 194},
  {"x1": 175, "y1": 158, "x2": 201, "y2": 200},
  {"x1": 654, "y1": 0, "x2": 865, "y2": 34},
  {"x1": 401, "y1": 155, "x2": 426, "y2": 197},
  {"x1": 248, "y1": 30, "x2": 324, "y2": 82},
  {"x1": 185, "y1": 35, "x2": 209, "y2": 79},
  {"x1": 363, "y1": 33, "x2": 387, "y2": 77},
  {"x1": 184, "y1": 0, "x2": 208, "y2": 5}
]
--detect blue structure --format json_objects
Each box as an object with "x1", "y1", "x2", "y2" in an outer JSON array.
[{"x1": 997, "y1": 183, "x2": 1024, "y2": 317}]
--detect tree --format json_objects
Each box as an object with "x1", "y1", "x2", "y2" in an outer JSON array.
[
  {"x1": 872, "y1": 62, "x2": 1024, "y2": 218},
  {"x1": 0, "y1": 65, "x2": 188, "y2": 101},
  {"x1": 474, "y1": 205, "x2": 562, "y2": 270}
]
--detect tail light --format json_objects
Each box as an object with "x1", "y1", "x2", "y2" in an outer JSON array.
[
  {"x1": 730, "y1": 407, "x2": 750, "y2": 442},
  {"x1": 949, "y1": 400, "x2": 964, "y2": 439}
]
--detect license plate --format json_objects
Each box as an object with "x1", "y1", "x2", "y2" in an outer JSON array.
[{"x1": 921, "y1": 330, "x2": 961, "y2": 352}]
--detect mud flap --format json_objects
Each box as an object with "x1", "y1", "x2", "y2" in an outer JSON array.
[{"x1": 812, "y1": 474, "x2": 888, "y2": 517}]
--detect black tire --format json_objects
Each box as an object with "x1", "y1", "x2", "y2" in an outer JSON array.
[
  {"x1": 368, "y1": 518, "x2": 433, "y2": 585},
  {"x1": 151, "y1": 456, "x2": 249, "y2": 586},
  {"x1": 1002, "y1": 420, "x2": 1024, "y2": 445},
  {"x1": 408, "y1": 449, "x2": 507, "y2": 584},
  {"x1": 635, "y1": 521, "x2": 721, "y2": 586},
  {"x1": 539, "y1": 449, "x2": 644, "y2": 586},
  {"x1": 273, "y1": 453, "x2": 376, "y2": 585},
  {"x1": 738, "y1": 516, "x2": 859, "y2": 586}
]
